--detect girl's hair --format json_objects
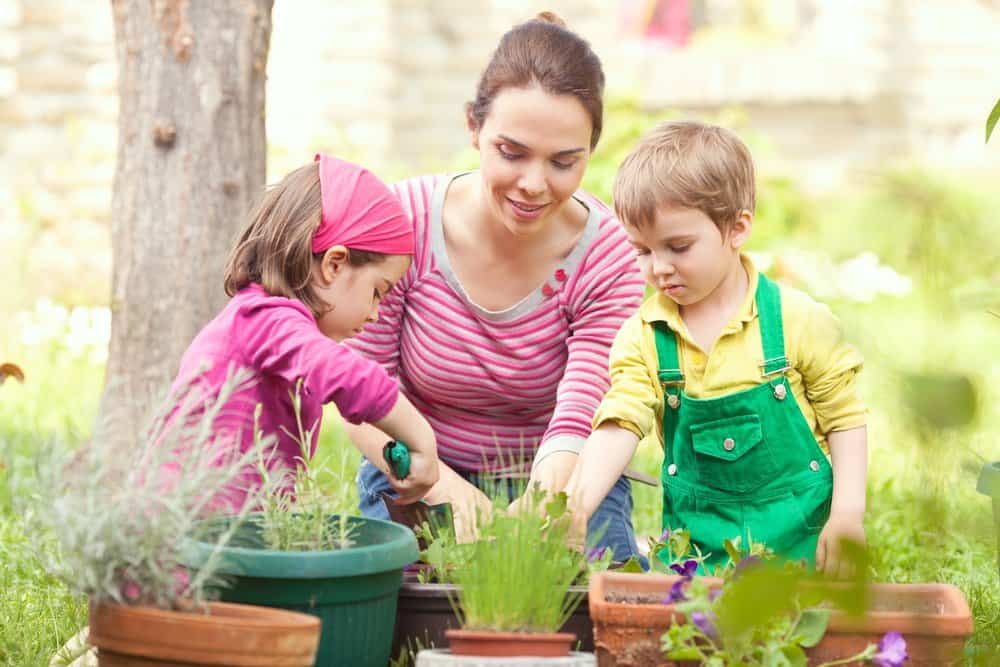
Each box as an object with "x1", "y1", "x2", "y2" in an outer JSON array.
[
  {"x1": 223, "y1": 163, "x2": 386, "y2": 317},
  {"x1": 466, "y1": 11, "x2": 605, "y2": 150}
]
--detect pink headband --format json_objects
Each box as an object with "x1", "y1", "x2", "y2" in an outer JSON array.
[{"x1": 312, "y1": 153, "x2": 414, "y2": 255}]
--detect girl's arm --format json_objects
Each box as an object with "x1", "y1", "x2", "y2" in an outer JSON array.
[{"x1": 816, "y1": 425, "x2": 868, "y2": 578}]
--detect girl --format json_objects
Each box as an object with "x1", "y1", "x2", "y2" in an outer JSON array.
[{"x1": 168, "y1": 154, "x2": 439, "y2": 506}]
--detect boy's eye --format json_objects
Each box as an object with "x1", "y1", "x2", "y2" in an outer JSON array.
[{"x1": 670, "y1": 244, "x2": 691, "y2": 253}]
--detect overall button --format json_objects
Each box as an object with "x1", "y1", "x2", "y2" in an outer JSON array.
[
  {"x1": 667, "y1": 394, "x2": 680, "y2": 409},
  {"x1": 773, "y1": 384, "x2": 787, "y2": 400},
  {"x1": 809, "y1": 460, "x2": 820, "y2": 472},
  {"x1": 723, "y1": 437, "x2": 735, "y2": 451},
  {"x1": 667, "y1": 463, "x2": 678, "y2": 476}
]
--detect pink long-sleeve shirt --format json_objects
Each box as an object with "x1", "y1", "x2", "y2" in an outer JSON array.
[
  {"x1": 347, "y1": 174, "x2": 645, "y2": 472},
  {"x1": 169, "y1": 284, "x2": 399, "y2": 482}
]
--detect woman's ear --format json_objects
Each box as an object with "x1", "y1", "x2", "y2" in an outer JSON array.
[
  {"x1": 729, "y1": 210, "x2": 753, "y2": 249},
  {"x1": 318, "y1": 245, "x2": 350, "y2": 285},
  {"x1": 465, "y1": 103, "x2": 480, "y2": 150}
]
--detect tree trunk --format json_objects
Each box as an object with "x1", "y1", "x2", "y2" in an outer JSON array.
[{"x1": 98, "y1": 0, "x2": 273, "y2": 447}]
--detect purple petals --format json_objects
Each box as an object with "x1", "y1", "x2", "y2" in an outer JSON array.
[
  {"x1": 691, "y1": 611, "x2": 718, "y2": 640},
  {"x1": 872, "y1": 631, "x2": 908, "y2": 667},
  {"x1": 669, "y1": 559, "x2": 698, "y2": 579},
  {"x1": 586, "y1": 546, "x2": 608, "y2": 562},
  {"x1": 662, "y1": 578, "x2": 688, "y2": 604}
]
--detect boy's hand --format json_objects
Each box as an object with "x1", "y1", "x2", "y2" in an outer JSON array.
[
  {"x1": 566, "y1": 510, "x2": 588, "y2": 552},
  {"x1": 816, "y1": 511, "x2": 866, "y2": 579},
  {"x1": 388, "y1": 450, "x2": 439, "y2": 505}
]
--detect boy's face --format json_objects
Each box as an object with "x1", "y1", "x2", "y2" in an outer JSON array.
[{"x1": 625, "y1": 205, "x2": 750, "y2": 307}]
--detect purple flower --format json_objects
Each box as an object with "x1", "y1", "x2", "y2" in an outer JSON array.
[
  {"x1": 669, "y1": 559, "x2": 698, "y2": 579},
  {"x1": 691, "y1": 611, "x2": 718, "y2": 640},
  {"x1": 658, "y1": 528, "x2": 671, "y2": 544},
  {"x1": 586, "y1": 546, "x2": 608, "y2": 562},
  {"x1": 708, "y1": 588, "x2": 722, "y2": 602},
  {"x1": 732, "y1": 555, "x2": 761, "y2": 579},
  {"x1": 662, "y1": 578, "x2": 688, "y2": 604},
  {"x1": 872, "y1": 632, "x2": 908, "y2": 667}
]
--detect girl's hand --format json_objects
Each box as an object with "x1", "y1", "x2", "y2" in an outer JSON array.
[
  {"x1": 389, "y1": 449, "x2": 439, "y2": 505},
  {"x1": 816, "y1": 511, "x2": 866, "y2": 579}
]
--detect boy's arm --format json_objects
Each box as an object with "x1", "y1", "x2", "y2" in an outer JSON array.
[
  {"x1": 817, "y1": 425, "x2": 868, "y2": 578},
  {"x1": 565, "y1": 422, "x2": 640, "y2": 543}
]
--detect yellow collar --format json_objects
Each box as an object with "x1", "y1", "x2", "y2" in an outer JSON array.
[{"x1": 639, "y1": 254, "x2": 760, "y2": 340}]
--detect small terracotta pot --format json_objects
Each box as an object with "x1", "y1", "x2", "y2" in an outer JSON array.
[
  {"x1": 88, "y1": 599, "x2": 321, "y2": 666},
  {"x1": 445, "y1": 629, "x2": 575, "y2": 657},
  {"x1": 589, "y1": 572, "x2": 974, "y2": 667}
]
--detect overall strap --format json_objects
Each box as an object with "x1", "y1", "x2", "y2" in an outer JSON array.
[
  {"x1": 652, "y1": 320, "x2": 683, "y2": 445},
  {"x1": 755, "y1": 273, "x2": 789, "y2": 378}
]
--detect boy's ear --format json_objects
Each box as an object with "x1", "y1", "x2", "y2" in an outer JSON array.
[
  {"x1": 729, "y1": 210, "x2": 753, "y2": 249},
  {"x1": 318, "y1": 245, "x2": 350, "y2": 284}
]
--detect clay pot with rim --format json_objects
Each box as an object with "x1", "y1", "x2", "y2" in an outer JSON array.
[
  {"x1": 444, "y1": 628, "x2": 576, "y2": 658},
  {"x1": 588, "y1": 572, "x2": 973, "y2": 667},
  {"x1": 88, "y1": 599, "x2": 320, "y2": 666}
]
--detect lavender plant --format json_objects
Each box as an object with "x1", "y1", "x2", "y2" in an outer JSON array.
[
  {"x1": 251, "y1": 382, "x2": 356, "y2": 551},
  {"x1": 17, "y1": 370, "x2": 275, "y2": 611}
]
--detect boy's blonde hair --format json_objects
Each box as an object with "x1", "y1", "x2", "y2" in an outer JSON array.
[
  {"x1": 223, "y1": 163, "x2": 385, "y2": 318},
  {"x1": 613, "y1": 120, "x2": 756, "y2": 232}
]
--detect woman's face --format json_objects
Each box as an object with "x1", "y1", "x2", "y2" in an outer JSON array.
[{"x1": 470, "y1": 85, "x2": 593, "y2": 239}]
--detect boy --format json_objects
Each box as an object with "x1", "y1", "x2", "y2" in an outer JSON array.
[{"x1": 565, "y1": 121, "x2": 867, "y2": 576}]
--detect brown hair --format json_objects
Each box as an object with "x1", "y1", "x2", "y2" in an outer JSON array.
[
  {"x1": 223, "y1": 163, "x2": 386, "y2": 318},
  {"x1": 467, "y1": 12, "x2": 605, "y2": 150},
  {"x1": 613, "y1": 121, "x2": 756, "y2": 232}
]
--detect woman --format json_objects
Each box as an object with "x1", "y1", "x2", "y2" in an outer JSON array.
[{"x1": 346, "y1": 13, "x2": 646, "y2": 562}]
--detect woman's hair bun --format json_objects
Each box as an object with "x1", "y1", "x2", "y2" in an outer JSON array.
[{"x1": 534, "y1": 11, "x2": 567, "y2": 28}]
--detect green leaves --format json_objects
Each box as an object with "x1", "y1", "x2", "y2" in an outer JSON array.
[
  {"x1": 986, "y1": 97, "x2": 1000, "y2": 143},
  {"x1": 790, "y1": 608, "x2": 829, "y2": 647}
]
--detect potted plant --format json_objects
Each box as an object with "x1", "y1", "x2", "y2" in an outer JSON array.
[
  {"x1": 182, "y1": 393, "x2": 419, "y2": 667},
  {"x1": 390, "y1": 496, "x2": 612, "y2": 662},
  {"x1": 413, "y1": 489, "x2": 597, "y2": 666},
  {"x1": 588, "y1": 533, "x2": 972, "y2": 667},
  {"x1": 20, "y1": 372, "x2": 321, "y2": 667}
]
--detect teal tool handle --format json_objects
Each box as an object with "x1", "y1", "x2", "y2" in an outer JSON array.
[{"x1": 382, "y1": 440, "x2": 411, "y2": 480}]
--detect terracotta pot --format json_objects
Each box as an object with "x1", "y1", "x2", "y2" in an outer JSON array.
[
  {"x1": 445, "y1": 629, "x2": 576, "y2": 657},
  {"x1": 88, "y1": 599, "x2": 320, "y2": 666},
  {"x1": 589, "y1": 572, "x2": 974, "y2": 667},
  {"x1": 393, "y1": 573, "x2": 594, "y2": 659}
]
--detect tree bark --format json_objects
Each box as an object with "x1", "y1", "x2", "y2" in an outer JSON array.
[{"x1": 98, "y1": 0, "x2": 273, "y2": 447}]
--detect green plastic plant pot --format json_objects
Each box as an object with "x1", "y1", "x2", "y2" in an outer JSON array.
[
  {"x1": 183, "y1": 514, "x2": 418, "y2": 667},
  {"x1": 977, "y1": 462, "x2": 1000, "y2": 581}
]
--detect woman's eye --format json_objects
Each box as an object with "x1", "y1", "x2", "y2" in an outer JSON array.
[
  {"x1": 552, "y1": 160, "x2": 574, "y2": 170},
  {"x1": 498, "y1": 145, "x2": 520, "y2": 160}
]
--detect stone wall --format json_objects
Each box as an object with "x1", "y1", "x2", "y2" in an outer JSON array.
[{"x1": 2, "y1": 0, "x2": 998, "y2": 306}]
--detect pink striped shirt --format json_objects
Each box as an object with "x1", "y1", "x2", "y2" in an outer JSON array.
[{"x1": 347, "y1": 173, "x2": 645, "y2": 472}]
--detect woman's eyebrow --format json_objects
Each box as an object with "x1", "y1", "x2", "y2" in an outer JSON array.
[{"x1": 497, "y1": 134, "x2": 585, "y2": 157}]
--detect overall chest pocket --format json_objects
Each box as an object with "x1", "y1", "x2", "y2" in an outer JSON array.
[{"x1": 689, "y1": 414, "x2": 776, "y2": 495}]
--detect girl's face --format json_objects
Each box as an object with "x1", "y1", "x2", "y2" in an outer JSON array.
[
  {"x1": 313, "y1": 249, "x2": 410, "y2": 341},
  {"x1": 625, "y1": 206, "x2": 750, "y2": 308},
  {"x1": 470, "y1": 85, "x2": 593, "y2": 239}
]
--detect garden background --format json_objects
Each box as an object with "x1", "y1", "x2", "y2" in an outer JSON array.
[{"x1": 2, "y1": 1, "x2": 1000, "y2": 664}]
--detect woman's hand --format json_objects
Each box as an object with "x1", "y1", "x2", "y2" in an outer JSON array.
[
  {"x1": 390, "y1": 448, "x2": 439, "y2": 505},
  {"x1": 423, "y1": 463, "x2": 492, "y2": 544}
]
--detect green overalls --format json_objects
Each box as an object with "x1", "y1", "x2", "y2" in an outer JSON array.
[{"x1": 655, "y1": 274, "x2": 832, "y2": 570}]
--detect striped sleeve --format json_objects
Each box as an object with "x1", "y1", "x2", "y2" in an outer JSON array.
[{"x1": 534, "y1": 212, "x2": 645, "y2": 465}]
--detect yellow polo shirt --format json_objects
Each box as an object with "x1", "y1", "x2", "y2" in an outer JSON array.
[{"x1": 592, "y1": 256, "x2": 866, "y2": 454}]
